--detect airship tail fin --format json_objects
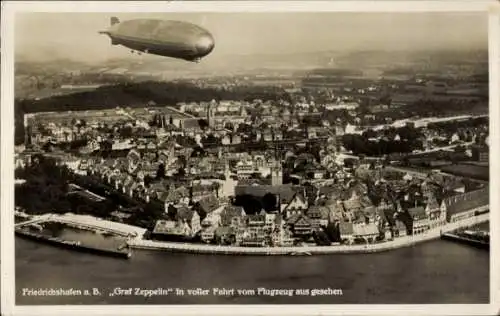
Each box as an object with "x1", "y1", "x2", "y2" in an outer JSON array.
[{"x1": 110, "y1": 17, "x2": 120, "y2": 26}]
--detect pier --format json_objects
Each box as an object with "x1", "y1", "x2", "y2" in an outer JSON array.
[
  {"x1": 15, "y1": 213, "x2": 147, "y2": 259},
  {"x1": 14, "y1": 214, "x2": 52, "y2": 228},
  {"x1": 15, "y1": 227, "x2": 132, "y2": 259},
  {"x1": 48, "y1": 213, "x2": 146, "y2": 238},
  {"x1": 15, "y1": 213, "x2": 145, "y2": 238}
]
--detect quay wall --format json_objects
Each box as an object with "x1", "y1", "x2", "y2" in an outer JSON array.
[{"x1": 128, "y1": 213, "x2": 489, "y2": 255}]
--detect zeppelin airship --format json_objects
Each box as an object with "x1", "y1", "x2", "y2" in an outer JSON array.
[{"x1": 99, "y1": 17, "x2": 215, "y2": 62}]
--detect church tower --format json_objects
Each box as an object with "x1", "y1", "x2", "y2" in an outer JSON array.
[
  {"x1": 271, "y1": 159, "x2": 283, "y2": 186},
  {"x1": 207, "y1": 99, "x2": 217, "y2": 128}
]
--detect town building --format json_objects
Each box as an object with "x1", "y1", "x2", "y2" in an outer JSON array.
[
  {"x1": 471, "y1": 145, "x2": 489, "y2": 162},
  {"x1": 407, "y1": 206, "x2": 429, "y2": 235},
  {"x1": 443, "y1": 188, "x2": 489, "y2": 223}
]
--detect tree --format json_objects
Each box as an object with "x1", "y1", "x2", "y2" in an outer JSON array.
[
  {"x1": 156, "y1": 163, "x2": 166, "y2": 179},
  {"x1": 198, "y1": 119, "x2": 209, "y2": 130},
  {"x1": 167, "y1": 204, "x2": 177, "y2": 220},
  {"x1": 454, "y1": 145, "x2": 466, "y2": 154},
  {"x1": 144, "y1": 175, "x2": 154, "y2": 187},
  {"x1": 262, "y1": 193, "x2": 278, "y2": 213},
  {"x1": 202, "y1": 134, "x2": 219, "y2": 147},
  {"x1": 175, "y1": 167, "x2": 186, "y2": 178},
  {"x1": 324, "y1": 222, "x2": 340, "y2": 242},
  {"x1": 234, "y1": 194, "x2": 262, "y2": 215},
  {"x1": 362, "y1": 129, "x2": 377, "y2": 139},
  {"x1": 237, "y1": 123, "x2": 253, "y2": 134},
  {"x1": 313, "y1": 230, "x2": 332, "y2": 246},
  {"x1": 119, "y1": 126, "x2": 133, "y2": 138},
  {"x1": 304, "y1": 183, "x2": 317, "y2": 205}
]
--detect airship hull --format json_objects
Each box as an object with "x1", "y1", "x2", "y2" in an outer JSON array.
[
  {"x1": 111, "y1": 34, "x2": 198, "y2": 61},
  {"x1": 101, "y1": 19, "x2": 215, "y2": 62}
]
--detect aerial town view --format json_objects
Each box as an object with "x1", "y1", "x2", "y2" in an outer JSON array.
[{"x1": 11, "y1": 10, "x2": 491, "y2": 306}]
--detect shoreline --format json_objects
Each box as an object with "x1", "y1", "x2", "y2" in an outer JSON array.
[
  {"x1": 128, "y1": 213, "x2": 489, "y2": 255},
  {"x1": 16, "y1": 212, "x2": 489, "y2": 256}
]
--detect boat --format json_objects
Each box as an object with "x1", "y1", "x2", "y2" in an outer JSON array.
[
  {"x1": 441, "y1": 231, "x2": 489, "y2": 250},
  {"x1": 289, "y1": 250, "x2": 312, "y2": 256}
]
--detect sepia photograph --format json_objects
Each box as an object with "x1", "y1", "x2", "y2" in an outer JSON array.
[{"x1": 1, "y1": 1, "x2": 499, "y2": 315}]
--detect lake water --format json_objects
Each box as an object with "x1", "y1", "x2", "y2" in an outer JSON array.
[{"x1": 15, "y1": 232, "x2": 489, "y2": 305}]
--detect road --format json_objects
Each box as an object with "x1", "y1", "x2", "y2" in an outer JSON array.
[{"x1": 338, "y1": 141, "x2": 474, "y2": 162}]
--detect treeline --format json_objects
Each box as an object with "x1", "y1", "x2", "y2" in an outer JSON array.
[
  {"x1": 15, "y1": 156, "x2": 72, "y2": 215},
  {"x1": 14, "y1": 156, "x2": 118, "y2": 218},
  {"x1": 342, "y1": 125, "x2": 424, "y2": 156},
  {"x1": 309, "y1": 68, "x2": 364, "y2": 76},
  {"x1": 70, "y1": 173, "x2": 165, "y2": 228},
  {"x1": 427, "y1": 116, "x2": 488, "y2": 132},
  {"x1": 15, "y1": 81, "x2": 291, "y2": 115},
  {"x1": 382, "y1": 68, "x2": 416, "y2": 76},
  {"x1": 342, "y1": 135, "x2": 423, "y2": 156},
  {"x1": 14, "y1": 81, "x2": 291, "y2": 144},
  {"x1": 405, "y1": 98, "x2": 487, "y2": 116},
  {"x1": 15, "y1": 155, "x2": 165, "y2": 229},
  {"x1": 234, "y1": 193, "x2": 280, "y2": 215}
]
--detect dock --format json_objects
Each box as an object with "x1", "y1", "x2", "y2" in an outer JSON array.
[
  {"x1": 441, "y1": 230, "x2": 489, "y2": 250},
  {"x1": 15, "y1": 228, "x2": 132, "y2": 259},
  {"x1": 14, "y1": 213, "x2": 144, "y2": 259}
]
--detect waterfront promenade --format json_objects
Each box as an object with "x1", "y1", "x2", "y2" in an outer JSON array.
[
  {"x1": 16, "y1": 209, "x2": 488, "y2": 256},
  {"x1": 128, "y1": 212, "x2": 489, "y2": 255}
]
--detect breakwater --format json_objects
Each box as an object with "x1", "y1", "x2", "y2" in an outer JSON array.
[
  {"x1": 128, "y1": 213, "x2": 489, "y2": 255},
  {"x1": 15, "y1": 228, "x2": 132, "y2": 259}
]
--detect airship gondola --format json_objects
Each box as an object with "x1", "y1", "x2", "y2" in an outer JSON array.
[{"x1": 99, "y1": 17, "x2": 215, "y2": 62}]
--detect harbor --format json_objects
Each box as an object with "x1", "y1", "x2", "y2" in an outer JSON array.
[
  {"x1": 15, "y1": 211, "x2": 489, "y2": 257},
  {"x1": 15, "y1": 227, "x2": 132, "y2": 259},
  {"x1": 14, "y1": 213, "x2": 143, "y2": 259}
]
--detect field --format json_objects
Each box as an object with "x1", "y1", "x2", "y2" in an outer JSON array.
[{"x1": 440, "y1": 163, "x2": 489, "y2": 181}]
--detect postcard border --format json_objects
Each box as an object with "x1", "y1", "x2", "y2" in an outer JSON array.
[{"x1": 2, "y1": 1, "x2": 500, "y2": 316}]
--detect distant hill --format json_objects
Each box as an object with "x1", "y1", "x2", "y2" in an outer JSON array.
[
  {"x1": 16, "y1": 59, "x2": 91, "y2": 75},
  {"x1": 15, "y1": 48, "x2": 488, "y2": 77},
  {"x1": 15, "y1": 80, "x2": 290, "y2": 114}
]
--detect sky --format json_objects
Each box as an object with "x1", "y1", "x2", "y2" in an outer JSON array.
[{"x1": 15, "y1": 12, "x2": 489, "y2": 63}]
